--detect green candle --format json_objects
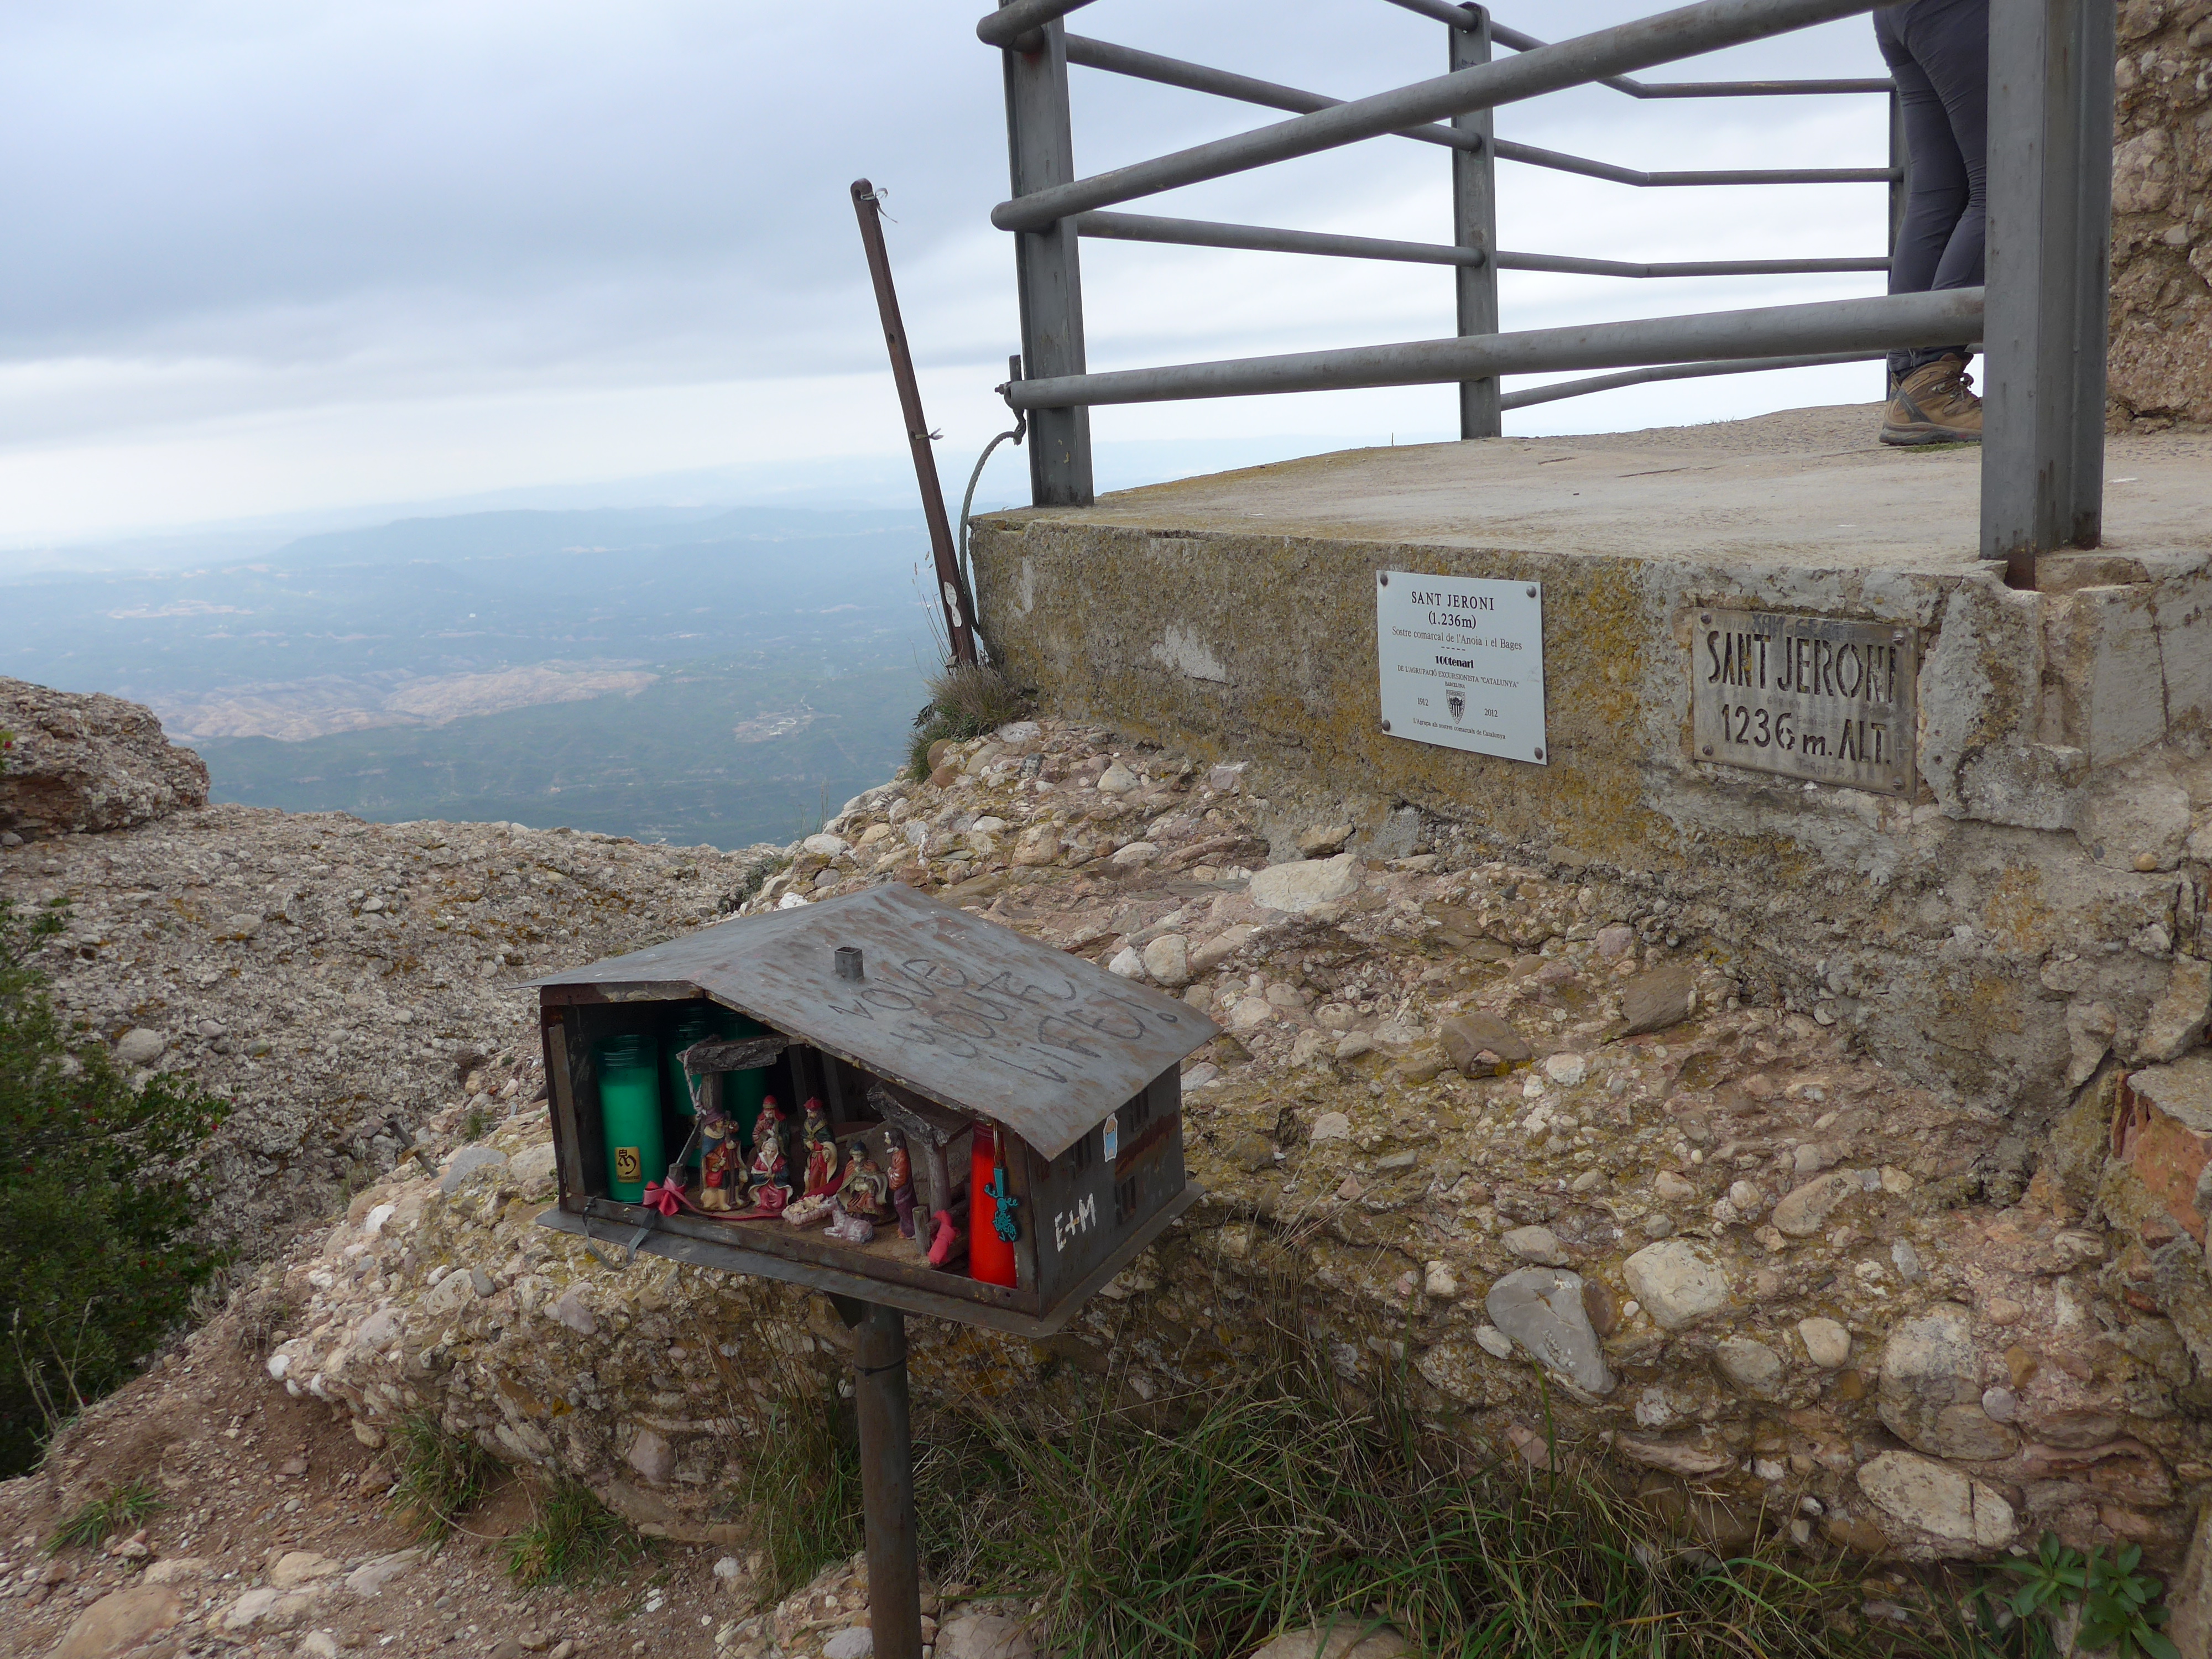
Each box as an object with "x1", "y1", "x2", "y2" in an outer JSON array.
[{"x1": 596, "y1": 1034, "x2": 662, "y2": 1203}]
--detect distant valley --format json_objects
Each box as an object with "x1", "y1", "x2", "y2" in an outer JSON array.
[{"x1": 1, "y1": 504, "x2": 942, "y2": 847}]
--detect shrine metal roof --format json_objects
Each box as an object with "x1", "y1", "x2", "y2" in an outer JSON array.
[{"x1": 530, "y1": 882, "x2": 1217, "y2": 1159}]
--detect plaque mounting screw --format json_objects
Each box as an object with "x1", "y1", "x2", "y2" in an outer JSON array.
[
  {"x1": 1380, "y1": 719, "x2": 1392, "y2": 732},
  {"x1": 1533, "y1": 747, "x2": 1544, "y2": 760},
  {"x1": 1703, "y1": 745, "x2": 1713, "y2": 756},
  {"x1": 1526, "y1": 587, "x2": 1537, "y2": 598},
  {"x1": 1701, "y1": 614, "x2": 1711, "y2": 624},
  {"x1": 1378, "y1": 572, "x2": 1389, "y2": 586}
]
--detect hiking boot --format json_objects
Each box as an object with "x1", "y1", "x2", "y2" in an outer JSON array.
[{"x1": 1880, "y1": 354, "x2": 1982, "y2": 446}]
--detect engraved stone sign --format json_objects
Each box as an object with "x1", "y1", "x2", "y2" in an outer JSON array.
[
  {"x1": 1375, "y1": 571, "x2": 1547, "y2": 764},
  {"x1": 1690, "y1": 609, "x2": 1917, "y2": 795}
]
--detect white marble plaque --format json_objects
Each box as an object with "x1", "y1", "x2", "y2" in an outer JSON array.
[{"x1": 1375, "y1": 571, "x2": 1547, "y2": 764}]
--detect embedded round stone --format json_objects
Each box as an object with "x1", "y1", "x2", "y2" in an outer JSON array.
[
  {"x1": 1484, "y1": 1267, "x2": 1614, "y2": 1395},
  {"x1": 1501, "y1": 1225, "x2": 1569, "y2": 1266},
  {"x1": 1248, "y1": 854, "x2": 1360, "y2": 914},
  {"x1": 1798, "y1": 1317, "x2": 1851, "y2": 1369},
  {"x1": 1622, "y1": 1240, "x2": 1730, "y2": 1330},
  {"x1": 1714, "y1": 1336, "x2": 1784, "y2": 1398}
]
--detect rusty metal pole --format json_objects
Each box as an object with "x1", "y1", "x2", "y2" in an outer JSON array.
[
  {"x1": 853, "y1": 1301, "x2": 922, "y2": 1659},
  {"x1": 851, "y1": 179, "x2": 979, "y2": 667}
]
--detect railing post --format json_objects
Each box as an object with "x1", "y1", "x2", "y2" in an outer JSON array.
[
  {"x1": 1000, "y1": 7, "x2": 1094, "y2": 506},
  {"x1": 1451, "y1": 3, "x2": 1502, "y2": 438},
  {"x1": 1885, "y1": 84, "x2": 1908, "y2": 399},
  {"x1": 1979, "y1": 0, "x2": 2115, "y2": 583}
]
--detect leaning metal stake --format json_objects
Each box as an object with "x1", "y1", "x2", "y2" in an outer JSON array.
[{"x1": 851, "y1": 179, "x2": 979, "y2": 667}]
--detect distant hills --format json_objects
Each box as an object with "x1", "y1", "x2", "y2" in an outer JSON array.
[{"x1": 0, "y1": 505, "x2": 942, "y2": 847}]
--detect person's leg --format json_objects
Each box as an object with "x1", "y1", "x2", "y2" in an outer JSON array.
[
  {"x1": 1902, "y1": 0, "x2": 1988, "y2": 295},
  {"x1": 1876, "y1": 3, "x2": 1971, "y2": 379}
]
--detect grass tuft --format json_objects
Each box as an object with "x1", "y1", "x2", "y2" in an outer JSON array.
[
  {"x1": 45, "y1": 1478, "x2": 163, "y2": 1553},
  {"x1": 910, "y1": 1291, "x2": 1893, "y2": 1659},
  {"x1": 387, "y1": 1411, "x2": 496, "y2": 1542},
  {"x1": 728, "y1": 1366, "x2": 865, "y2": 1599},
  {"x1": 906, "y1": 662, "x2": 1031, "y2": 778},
  {"x1": 504, "y1": 1479, "x2": 653, "y2": 1588}
]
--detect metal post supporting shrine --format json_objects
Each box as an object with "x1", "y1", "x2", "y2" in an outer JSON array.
[
  {"x1": 998, "y1": 4, "x2": 1095, "y2": 506},
  {"x1": 1451, "y1": 3, "x2": 1503, "y2": 439},
  {"x1": 835, "y1": 1297, "x2": 922, "y2": 1659},
  {"x1": 1980, "y1": 0, "x2": 2115, "y2": 585}
]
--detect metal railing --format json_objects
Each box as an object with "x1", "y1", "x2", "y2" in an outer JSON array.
[{"x1": 982, "y1": 0, "x2": 2116, "y2": 578}]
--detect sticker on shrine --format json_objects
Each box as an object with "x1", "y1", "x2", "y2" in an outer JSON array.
[
  {"x1": 1689, "y1": 608, "x2": 1919, "y2": 795},
  {"x1": 1374, "y1": 571, "x2": 1547, "y2": 764},
  {"x1": 1103, "y1": 1117, "x2": 1119, "y2": 1161}
]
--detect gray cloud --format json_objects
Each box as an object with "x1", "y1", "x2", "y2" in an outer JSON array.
[{"x1": 0, "y1": 2, "x2": 1899, "y2": 543}]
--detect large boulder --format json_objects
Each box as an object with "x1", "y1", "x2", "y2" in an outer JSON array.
[{"x1": 0, "y1": 677, "x2": 208, "y2": 840}]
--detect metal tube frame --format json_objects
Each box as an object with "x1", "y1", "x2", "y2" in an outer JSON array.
[
  {"x1": 1483, "y1": 15, "x2": 1890, "y2": 96},
  {"x1": 991, "y1": 0, "x2": 1888, "y2": 231},
  {"x1": 1980, "y1": 0, "x2": 2115, "y2": 578},
  {"x1": 1500, "y1": 348, "x2": 1883, "y2": 410},
  {"x1": 1073, "y1": 212, "x2": 1881, "y2": 279},
  {"x1": 1001, "y1": 288, "x2": 1983, "y2": 409},
  {"x1": 1495, "y1": 250, "x2": 1887, "y2": 278},
  {"x1": 1492, "y1": 137, "x2": 1892, "y2": 187},
  {"x1": 1001, "y1": 8, "x2": 1094, "y2": 505},
  {"x1": 978, "y1": 0, "x2": 1095, "y2": 50},
  {"x1": 979, "y1": 0, "x2": 2110, "y2": 560},
  {"x1": 1076, "y1": 210, "x2": 1483, "y2": 266},
  {"x1": 1453, "y1": 6, "x2": 1501, "y2": 436},
  {"x1": 1064, "y1": 35, "x2": 1480, "y2": 151}
]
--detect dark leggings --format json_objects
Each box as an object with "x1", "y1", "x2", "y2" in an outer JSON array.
[{"x1": 1874, "y1": 0, "x2": 1987, "y2": 377}]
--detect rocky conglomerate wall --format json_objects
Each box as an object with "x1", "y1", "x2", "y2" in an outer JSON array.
[
  {"x1": 2111, "y1": 0, "x2": 2212, "y2": 426},
  {"x1": 1, "y1": 682, "x2": 783, "y2": 1259},
  {"x1": 241, "y1": 720, "x2": 2212, "y2": 1599}
]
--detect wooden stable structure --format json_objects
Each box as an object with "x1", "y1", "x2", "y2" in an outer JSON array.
[{"x1": 531, "y1": 881, "x2": 1212, "y2": 1334}]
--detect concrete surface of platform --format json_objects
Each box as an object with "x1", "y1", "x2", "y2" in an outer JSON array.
[{"x1": 1034, "y1": 404, "x2": 2212, "y2": 577}]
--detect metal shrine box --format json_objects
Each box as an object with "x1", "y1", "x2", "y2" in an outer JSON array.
[{"x1": 530, "y1": 883, "x2": 1215, "y2": 1337}]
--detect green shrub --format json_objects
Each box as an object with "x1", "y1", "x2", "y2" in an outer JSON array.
[
  {"x1": 906, "y1": 662, "x2": 1032, "y2": 778},
  {"x1": 505, "y1": 1479, "x2": 653, "y2": 1588},
  {"x1": 0, "y1": 896, "x2": 231, "y2": 1476}
]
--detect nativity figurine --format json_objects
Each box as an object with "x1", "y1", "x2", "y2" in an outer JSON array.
[
  {"x1": 884, "y1": 1127, "x2": 916, "y2": 1239},
  {"x1": 800, "y1": 1098, "x2": 841, "y2": 1198},
  {"x1": 696, "y1": 1099, "x2": 742, "y2": 1213},
  {"x1": 746, "y1": 1095, "x2": 791, "y2": 1216}
]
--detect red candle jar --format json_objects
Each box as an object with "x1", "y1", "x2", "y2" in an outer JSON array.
[{"x1": 968, "y1": 1125, "x2": 1018, "y2": 1287}]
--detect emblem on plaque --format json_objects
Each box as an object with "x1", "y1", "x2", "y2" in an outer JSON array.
[{"x1": 1447, "y1": 688, "x2": 1465, "y2": 722}]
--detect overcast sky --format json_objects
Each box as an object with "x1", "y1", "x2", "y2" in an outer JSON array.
[{"x1": 0, "y1": 1, "x2": 1901, "y2": 552}]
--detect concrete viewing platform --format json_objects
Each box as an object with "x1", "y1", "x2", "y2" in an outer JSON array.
[
  {"x1": 971, "y1": 405, "x2": 2212, "y2": 1116},
  {"x1": 1018, "y1": 404, "x2": 2212, "y2": 578}
]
